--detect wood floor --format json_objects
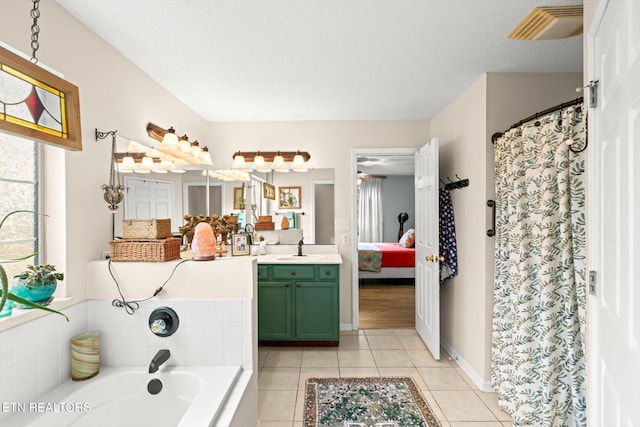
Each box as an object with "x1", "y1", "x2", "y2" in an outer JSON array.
[{"x1": 358, "y1": 283, "x2": 415, "y2": 329}]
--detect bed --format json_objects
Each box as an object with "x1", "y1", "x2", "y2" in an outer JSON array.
[{"x1": 357, "y1": 242, "x2": 416, "y2": 280}]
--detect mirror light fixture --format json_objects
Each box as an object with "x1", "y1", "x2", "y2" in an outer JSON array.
[
  {"x1": 95, "y1": 129, "x2": 125, "y2": 213},
  {"x1": 231, "y1": 150, "x2": 310, "y2": 173},
  {"x1": 146, "y1": 122, "x2": 213, "y2": 167}
]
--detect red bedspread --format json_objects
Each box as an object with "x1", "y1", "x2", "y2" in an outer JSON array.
[{"x1": 374, "y1": 243, "x2": 416, "y2": 268}]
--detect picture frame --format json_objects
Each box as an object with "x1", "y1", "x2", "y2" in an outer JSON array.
[
  {"x1": 263, "y1": 182, "x2": 276, "y2": 200},
  {"x1": 279, "y1": 186, "x2": 301, "y2": 209},
  {"x1": 231, "y1": 233, "x2": 250, "y2": 256},
  {"x1": 233, "y1": 187, "x2": 245, "y2": 210}
]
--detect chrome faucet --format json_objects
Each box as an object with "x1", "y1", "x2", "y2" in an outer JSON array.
[
  {"x1": 149, "y1": 349, "x2": 170, "y2": 373},
  {"x1": 297, "y1": 237, "x2": 304, "y2": 256}
]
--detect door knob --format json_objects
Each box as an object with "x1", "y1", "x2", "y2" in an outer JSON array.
[
  {"x1": 438, "y1": 256, "x2": 444, "y2": 263},
  {"x1": 426, "y1": 255, "x2": 434, "y2": 262}
]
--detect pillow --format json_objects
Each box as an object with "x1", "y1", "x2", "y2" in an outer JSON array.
[{"x1": 399, "y1": 228, "x2": 415, "y2": 248}]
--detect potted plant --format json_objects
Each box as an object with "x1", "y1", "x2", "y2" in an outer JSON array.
[
  {"x1": 11, "y1": 264, "x2": 64, "y2": 307},
  {"x1": 0, "y1": 210, "x2": 68, "y2": 320}
]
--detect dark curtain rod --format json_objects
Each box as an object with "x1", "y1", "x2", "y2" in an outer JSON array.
[{"x1": 491, "y1": 96, "x2": 584, "y2": 144}]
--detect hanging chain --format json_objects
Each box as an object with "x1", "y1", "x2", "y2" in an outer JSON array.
[
  {"x1": 110, "y1": 133, "x2": 122, "y2": 188},
  {"x1": 30, "y1": 0, "x2": 41, "y2": 63}
]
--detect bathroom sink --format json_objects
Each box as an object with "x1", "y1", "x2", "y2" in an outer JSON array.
[{"x1": 276, "y1": 255, "x2": 323, "y2": 262}]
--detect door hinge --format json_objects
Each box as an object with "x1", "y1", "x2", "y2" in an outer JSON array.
[
  {"x1": 589, "y1": 270, "x2": 597, "y2": 296},
  {"x1": 579, "y1": 80, "x2": 599, "y2": 108}
]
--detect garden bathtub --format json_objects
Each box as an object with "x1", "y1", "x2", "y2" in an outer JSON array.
[{"x1": 3, "y1": 365, "x2": 241, "y2": 427}]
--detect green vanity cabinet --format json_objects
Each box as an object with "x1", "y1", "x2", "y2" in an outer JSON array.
[
  {"x1": 258, "y1": 264, "x2": 339, "y2": 344},
  {"x1": 257, "y1": 280, "x2": 292, "y2": 340}
]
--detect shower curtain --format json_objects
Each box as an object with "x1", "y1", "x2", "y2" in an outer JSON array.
[
  {"x1": 492, "y1": 105, "x2": 587, "y2": 426},
  {"x1": 358, "y1": 177, "x2": 383, "y2": 242}
]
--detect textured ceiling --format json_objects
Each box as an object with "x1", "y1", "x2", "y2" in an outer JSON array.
[{"x1": 56, "y1": 0, "x2": 583, "y2": 122}]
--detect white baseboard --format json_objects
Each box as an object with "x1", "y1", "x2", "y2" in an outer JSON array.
[
  {"x1": 340, "y1": 323, "x2": 354, "y2": 331},
  {"x1": 441, "y1": 338, "x2": 494, "y2": 392}
]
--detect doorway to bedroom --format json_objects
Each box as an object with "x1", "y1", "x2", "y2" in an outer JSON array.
[{"x1": 352, "y1": 149, "x2": 417, "y2": 329}]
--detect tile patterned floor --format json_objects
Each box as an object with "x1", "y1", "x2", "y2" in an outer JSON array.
[{"x1": 257, "y1": 329, "x2": 513, "y2": 427}]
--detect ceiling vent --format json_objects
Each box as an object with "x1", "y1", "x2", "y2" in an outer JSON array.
[{"x1": 509, "y1": 5, "x2": 583, "y2": 40}]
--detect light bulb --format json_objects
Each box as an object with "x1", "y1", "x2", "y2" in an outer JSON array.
[
  {"x1": 232, "y1": 153, "x2": 249, "y2": 170},
  {"x1": 121, "y1": 156, "x2": 136, "y2": 169},
  {"x1": 292, "y1": 153, "x2": 308, "y2": 172},
  {"x1": 272, "y1": 153, "x2": 288, "y2": 173},
  {"x1": 178, "y1": 135, "x2": 191, "y2": 152},
  {"x1": 146, "y1": 149, "x2": 163, "y2": 158},
  {"x1": 200, "y1": 146, "x2": 213, "y2": 165},
  {"x1": 141, "y1": 156, "x2": 154, "y2": 169},
  {"x1": 190, "y1": 141, "x2": 202, "y2": 157},
  {"x1": 253, "y1": 154, "x2": 272, "y2": 172},
  {"x1": 162, "y1": 127, "x2": 178, "y2": 146}
]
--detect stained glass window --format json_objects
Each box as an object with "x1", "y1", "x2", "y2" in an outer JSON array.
[{"x1": 0, "y1": 46, "x2": 81, "y2": 151}]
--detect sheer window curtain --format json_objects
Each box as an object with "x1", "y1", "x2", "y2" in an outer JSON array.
[
  {"x1": 358, "y1": 177, "x2": 383, "y2": 242},
  {"x1": 492, "y1": 105, "x2": 587, "y2": 427}
]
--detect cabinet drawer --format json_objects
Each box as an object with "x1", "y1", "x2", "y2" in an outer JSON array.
[
  {"x1": 272, "y1": 265, "x2": 315, "y2": 280},
  {"x1": 317, "y1": 265, "x2": 339, "y2": 280},
  {"x1": 257, "y1": 265, "x2": 270, "y2": 280}
]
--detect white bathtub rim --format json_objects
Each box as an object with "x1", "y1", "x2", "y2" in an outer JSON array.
[{"x1": 3, "y1": 365, "x2": 242, "y2": 427}]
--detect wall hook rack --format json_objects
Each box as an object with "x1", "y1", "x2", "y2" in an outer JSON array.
[{"x1": 443, "y1": 175, "x2": 470, "y2": 191}]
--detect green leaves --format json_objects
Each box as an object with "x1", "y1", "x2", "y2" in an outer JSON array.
[{"x1": 0, "y1": 210, "x2": 68, "y2": 321}]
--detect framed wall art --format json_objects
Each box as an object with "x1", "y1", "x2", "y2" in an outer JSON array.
[
  {"x1": 233, "y1": 187, "x2": 245, "y2": 210},
  {"x1": 231, "y1": 233, "x2": 250, "y2": 256},
  {"x1": 279, "y1": 186, "x2": 301, "y2": 209},
  {"x1": 263, "y1": 182, "x2": 276, "y2": 200}
]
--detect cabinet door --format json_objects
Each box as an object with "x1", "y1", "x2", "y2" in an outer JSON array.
[
  {"x1": 258, "y1": 281, "x2": 292, "y2": 340},
  {"x1": 293, "y1": 281, "x2": 339, "y2": 341}
]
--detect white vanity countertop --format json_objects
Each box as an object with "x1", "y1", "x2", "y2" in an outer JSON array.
[
  {"x1": 250, "y1": 244, "x2": 342, "y2": 264},
  {"x1": 255, "y1": 253, "x2": 342, "y2": 265}
]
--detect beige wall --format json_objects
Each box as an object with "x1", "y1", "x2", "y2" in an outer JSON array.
[
  {"x1": 432, "y1": 72, "x2": 583, "y2": 386},
  {"x1": 0, "y1": 0, "x2": 207, "y2": 302},
  {"x1": 431, "y1": 75, "x2": 489, "y2": 384}
]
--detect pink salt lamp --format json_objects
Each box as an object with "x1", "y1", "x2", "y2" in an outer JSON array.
[{"x1": 191, "y1": 222, "x2": 216, "y2": 260}]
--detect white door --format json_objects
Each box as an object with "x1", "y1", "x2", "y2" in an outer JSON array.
[
  {"x1": 589, "y1": 0, "x2": 640, "y2": 425},
  {"x1": 414, "y1": 138, "x2": 440, "y2": 359},
  {"x1": 124, "y1": 177, "x2": 175, "y2": 228}
]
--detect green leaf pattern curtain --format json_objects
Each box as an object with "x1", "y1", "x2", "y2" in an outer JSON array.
[{"x1": 492, "y1": 105, "x2": 587, "y2": 426}]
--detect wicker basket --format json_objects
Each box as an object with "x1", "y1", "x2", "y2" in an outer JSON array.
[
  {"x1": 123, "y1": 219, "x2": 172, "y2": 239},
  {"x1": 109, "y1": 238, "x2": 181, "y2": 262}
]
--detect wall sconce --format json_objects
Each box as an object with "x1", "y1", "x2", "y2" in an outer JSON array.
[
  {"x1": 95, "y1": 129, "x2": 125, "y2": 213},
  {"x1": 232, "y1": 150, "x2": 310, "y2": 173}
]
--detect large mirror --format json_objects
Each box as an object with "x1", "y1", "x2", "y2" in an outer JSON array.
[{"x1": 122, "y1": 168, "x2": 335, "y2": 244}]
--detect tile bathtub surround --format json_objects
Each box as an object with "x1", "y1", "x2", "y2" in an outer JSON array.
[
  {"x1": 0, "y1": 302, "x2": 87, "y2": 424},
  {"x1": 0, "y1": 297, "x2": 256, "y2": 424},
  {"x1": 257, "y1": 329, "x2": 513, "y2": 426},
  {"x1": 86, "y1": 298, "x2": 254, "y2": 371}
]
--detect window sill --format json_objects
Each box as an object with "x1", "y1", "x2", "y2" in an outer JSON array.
[{"x1": 0, "y1": 297, "x2": 75, "y2": 332}]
